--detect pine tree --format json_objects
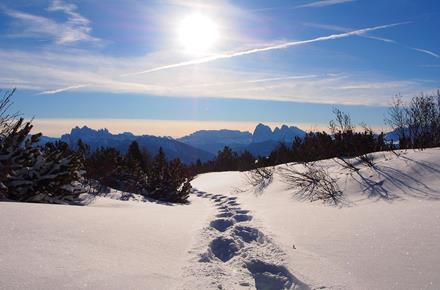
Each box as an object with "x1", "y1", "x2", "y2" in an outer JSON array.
[
  {"x1": 147, "y1": 147, "x2": 168, "y2": 195},
  {"x1": 146, "y1": 148, "x2": 191, "y2": 203},
  {"x1": 0, "y1": 118, "x2": 84, "y2": 203},
  {"x1": 127, "y1": 141, "x2": 144, "y2": 169}
]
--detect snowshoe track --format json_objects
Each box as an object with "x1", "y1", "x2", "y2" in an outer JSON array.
[{"x1": 181, "y1": 189, "x2": 309, "y2": 290}]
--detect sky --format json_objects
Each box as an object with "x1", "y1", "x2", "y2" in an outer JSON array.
[{"x1": 1, "y1": 0, "x2": 439, "y2": 137}]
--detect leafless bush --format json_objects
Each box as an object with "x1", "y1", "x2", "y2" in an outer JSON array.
[
  {"x1": 334, "y1": 157, "x2": 359, "y2": 171},
  {"x1": 0, "y1": 89, "x2": 20, "y2": 137},
  {"x1": 385, "y1": 91, "x2": 440, "y2": 148},
  {"x1": 329, "y1": 107, "x2": 354, "y2": 134},
  {"x1": 357, "y1": 153, "x2": 375, "y2": 167},
  {"x1": 279, "y1": 162, "x2": 342, "y2": 205},
  {"x1": 244, "y1": 166, "x2": 274, "y2": 192}
]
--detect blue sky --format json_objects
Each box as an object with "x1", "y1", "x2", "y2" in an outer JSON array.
[{"x1": 1, "y1": 0, "x2": 439, "y2": 136}]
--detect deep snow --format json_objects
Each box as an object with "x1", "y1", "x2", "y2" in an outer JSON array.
[
  {"x1": 1, "y1": 148, "x2": 440, "y2": 289},
  {"x1": 192, "y1": 148, "x2": 440, "y2": 289},
  {"x1": 0, "y1": 194, "x2": 213, "y2": 289}
]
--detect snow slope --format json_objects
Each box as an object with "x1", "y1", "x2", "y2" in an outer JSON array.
[
  {"x1": 192, "y1": 148, "x2": 440, "y2": 289},
  {"x1": 0, "y1": 193, "x2": 213, "y2": 290},
  {"x1": 1, "y1": 148, "x2": 439, "y2": 290}
]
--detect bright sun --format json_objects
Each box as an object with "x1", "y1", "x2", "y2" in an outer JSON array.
[{"x1": 177, "y1": 14, "x2": 219, "y2": 55}]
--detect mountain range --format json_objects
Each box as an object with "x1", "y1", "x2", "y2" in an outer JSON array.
[
  {"x1": 58, "y1": 126, "x2": 214, "y2": 164},
  {"x1": 39, "y1": 124, "x2": 307, "y2": 164},
  {"x1": 177, "y1": 123, "x2": 306, "y2": 156}
]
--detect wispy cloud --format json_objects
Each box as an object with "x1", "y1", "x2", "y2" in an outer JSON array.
[
  {"x1": 37, "y1": 84, "x2": 88, "y2": 95},
  {"x1": 304, "y1": 22, "x2": 439, "y2": 59},
  {"x1": 1, "y1": 47, "x2": 436, "y2": 106},
  {"x1": 2, "y1": 0, "x2": 98, "y2": 44},
  {"x1": 410, "y1": 48, "x2": 439, "y2": 59},
  {"x1": 296, "y1": 0, "x2": 357, "y2": 9},
  {"x1": 175, "y1": 75, "x2": 318, "y2": 89},
  {"x1": 123, "y1": 22, "x2": 408, "y2": 76},
  {"x1": 338, "y1": 80, "x2": 415, "y2": 90},
  {"x1": 254, "y1": 0, "x2": 356, "y2": 12}
]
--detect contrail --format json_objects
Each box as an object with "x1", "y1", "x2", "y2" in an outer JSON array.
[
  {"x1": 253, "y1": 0, "x2": 356, "y2": 12},
  {"x1": 175, "y1": 75, "x2": 318, "y2": 89},
  {"x1": 122, "y1": 22, "x2": 409, "y2": 77},
  {"x1": 296, "y1": 0, "x2": 357, "y2": 9},
  {"x1": 410, "y1": 47, "x2": 439, "y2": 58},
  {"x1": 304, "y1": 22, "x2": 438, "y2": 59},
  {"x1": 37, "y1": 84, "x2": 88, "y2": 95},
  {"x1": 366, "y1": 36, "x2": 439, "y2": 58}
]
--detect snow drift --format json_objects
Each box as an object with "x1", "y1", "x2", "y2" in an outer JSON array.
[{"x1": 1, "y1": 148, "x2": 439, "y2": 289}]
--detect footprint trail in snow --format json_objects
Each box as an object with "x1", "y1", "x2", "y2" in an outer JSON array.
[{"x1": 181, "y1": 190, "x2": 310, "y2": 290}]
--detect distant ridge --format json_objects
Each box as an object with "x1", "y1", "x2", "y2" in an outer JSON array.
[
  {"x1": 178, "y1": 123, "x2": 306, "y2": 156},
  {"x1": 38, "y1": 123, "x2": 308, "y2": 161},
  {"x1": 54, "y1": 126, "x2": 215, "y2": 164}
]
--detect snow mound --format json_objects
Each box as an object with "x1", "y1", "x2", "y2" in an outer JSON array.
[{"x1": 191, "y1": 148, "x2": 440, "y2": 289}]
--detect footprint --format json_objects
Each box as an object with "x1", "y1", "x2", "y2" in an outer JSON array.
[
  {"x1": 234, "y1": 214, "x2": 253, "y2": 222},
  {"x1": 210, "y1": 218, "x2": 234, "y2": 232},
  {"x1": 210, "y1": 237, "x2": 240, "y2": 262},
  {"x1": 229, "y1": 207, "x2": 242, "y2": 212},
  {"x1": 246, "y1": 260, "x2": 306, "y2": 290},
  {"x1": 216, "y1": 212, "x2": 234, "y2": 218},
  {"x1": 218, "y1": 208, "x2": 233, "y2": 214},
  {"x1": 233, "y1": 226, "x2": 265, "y2": 243}
]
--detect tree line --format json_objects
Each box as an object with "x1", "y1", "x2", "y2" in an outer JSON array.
[
  {"x1": 1, "y1": 88, "x2": 440, "y2": 205},
  {"x1": 0, "y1": 89, "x2": 191, "y2": 204},
  {"x1": 80, "y1": 140, "x2": 191, "y2": 203},
  {"x1": 190, "y1": 91, "x2": 440, "y2": 174}
]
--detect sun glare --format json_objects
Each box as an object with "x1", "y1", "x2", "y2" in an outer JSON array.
[{"x1": 177, "y1": 14, "x2": 219, "y2": 55}]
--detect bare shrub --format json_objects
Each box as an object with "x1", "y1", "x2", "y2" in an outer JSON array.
[
  {"x1": 329, "y1": 108, "x2": 354, "y2": 134},
  {"x1": 334, "y1": 157, "x2": 359, "y2": 171},
  {"x1": 279, "y1": 162, "x2": 342, "y2": 205},
  {"x1": 385, "y1": 91, "x2": 440, "y2": 149},
  {"x1": 244, "y1": 166, "x2": 274, "y2": 192},
  {"x1": 357, "y1": 153, "x2": 375, "y2": 167},
  {"x1": 0, "y1": 89, "x2": 20, "y2": 137}
]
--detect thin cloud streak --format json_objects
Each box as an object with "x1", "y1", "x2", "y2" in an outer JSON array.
[
  {"x1": 297, "y1": 0, "x2": 357, "y2": 8},
  {"x1": 123, "y1": 22, "x2": 408, "y2": 76},
  {"x1": 37, "y1": 84, "x2": 88, "y2": 95},
  {"x1": 176, "y1": 75, "x2": 318, "y2": 89},
  {"x1": 304, "y1": 22, "x2": 439, "y2": 59},
  {"x1": 366, "y1": 36, "x2": 439, "y2": 59},
  {"x1": 253, "y1": 0, "x2": 356, "y2": 12},
  {"x1": 410, "y1": 48, "x2": 439, "y2": 59}
]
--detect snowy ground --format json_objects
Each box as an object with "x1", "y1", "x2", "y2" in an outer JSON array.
[
  {"x1": 1, "y1": 148, "x2": 440, "y2": 289},
  {"x1": 0, "y1": 193, "x2": 213, "y2": 290},
  {"x1": 192, "y1": 148, "x2": 440, "y2": 289}
]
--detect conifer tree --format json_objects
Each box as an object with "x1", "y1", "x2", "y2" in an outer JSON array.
[
  {"x1": 146, "y1": 147, "x2": 191, "y2": 203},
  {"x1": 0, "y1": 118, "x2": 84, "y2": 203},
  {"x1": 127, "y1": 141, "x2": 144, "y2": 169}
]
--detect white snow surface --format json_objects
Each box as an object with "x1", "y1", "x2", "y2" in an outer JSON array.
[
  {"x1": 192, "y1": 148, "x2": 440, "y2": 289},
  {"x1": 0, "y1": 192, "x2": 214, "y2": 290},
  {"x1": 1, "y1": 148, "x2": 440, "y2": 290}
]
